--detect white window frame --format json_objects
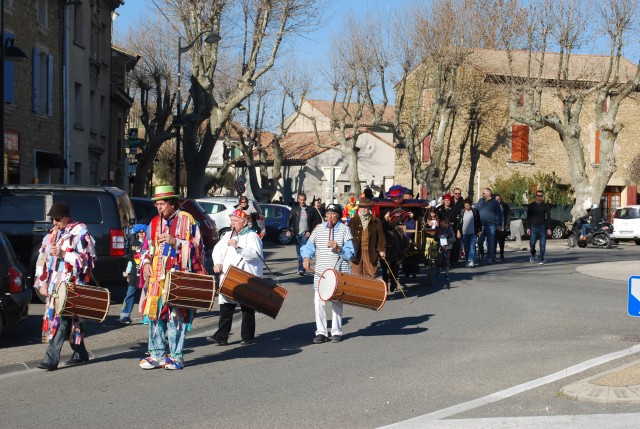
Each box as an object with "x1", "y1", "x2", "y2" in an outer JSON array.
[{"x1": 32, "y1": 46, "x2": 54, "y2": 116}]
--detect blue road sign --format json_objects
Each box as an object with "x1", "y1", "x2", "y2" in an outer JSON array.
[{"x1": 628, "y1": 276, "x2": 640, "y2": 317}]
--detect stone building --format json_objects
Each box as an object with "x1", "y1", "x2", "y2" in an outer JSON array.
[
  {"x1": 2, "y1": 0, "x2": 128, "y2": 186},
  {"x1": 396, "y1": 48, "x2": 639, "y2": 219}
]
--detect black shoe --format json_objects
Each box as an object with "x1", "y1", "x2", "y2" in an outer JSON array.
[
  {"x1": 37, "y1": 362, "x2": 57, "y2": 371},
  {"x1": 297, "y1": 270, "x2": 305, "y2": 276},
  {"x1": 206, "y1": 336, "x2": 228, "y2": 346},
  {"x1": 117, "y1": 317, "x2": 132, "y2": 325},
  {"x1": 65, "y1": 358, "x2": 89, "y2": 366},
  {"x1": 313, "y1": 334, "x2": 328, "y2": 344},
  {"x1": 331, "y1": 335, "x2": 342, "y2": 343},
  {"x1": 240, "y1": 339, "x2": 254, "y2": 345}
]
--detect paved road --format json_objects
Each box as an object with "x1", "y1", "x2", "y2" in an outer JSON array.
[{"x1": 1, "y1": 239, "x2": 639, "y2": 428}]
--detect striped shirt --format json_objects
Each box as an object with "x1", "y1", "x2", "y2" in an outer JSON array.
[{"x1": 300, "y1": 221, "x2": 355, "y2": 290}]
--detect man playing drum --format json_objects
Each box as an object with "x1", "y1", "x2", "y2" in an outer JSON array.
[
  {"x1": 301, "y1": 203, "x2": 355, "y2": 344},
  {"x1": 208, "y1": 209, "x2": 263, "y2": 346},
  {"x1": 139, "y1": 185, "x2": 205, "y2": 370},
  {"x1": 347, "y1": 198, "x2": 385, "y2": 278},
  {"x1": 35, "y1": 202, "x2": 96, "y2": 371}
]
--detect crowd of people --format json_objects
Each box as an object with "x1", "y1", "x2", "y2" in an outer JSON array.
[{"x1": 33, "y1": 183, "x2": 552, "y2": 371}]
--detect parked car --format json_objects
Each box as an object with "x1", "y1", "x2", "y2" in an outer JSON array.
[
  {"x1": 508, "y1": 207, "x2": 568, "y2": 239},
  {"x1": 0, "y1": 231, "x2": 31, "y2": 338},
  {"x1": 130, "y1": 197, "x2": 219, "y2": 249},
  {"x1": 259, "y1": 203, "x2": 292, "y2": 244},
  {"x1": 196, "y1": 197, "x2": 266, "y2": 239},
  {"x1": 612, "y1": 205, "x2": 640, "y2": 244},
  {"x1": 0, "y1": 186, "x2": 135, "y2": 298}
]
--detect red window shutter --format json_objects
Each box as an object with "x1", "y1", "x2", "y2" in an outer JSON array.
[
  {"x1": 422, "y1": 135, "x2": 431, "y2": 163},
  {"x1": 595, "y1": 129, "x2": 601, "y2": 164},
  {"x1": 511, "y1": 125, "x2": 529, "y2": 162}
]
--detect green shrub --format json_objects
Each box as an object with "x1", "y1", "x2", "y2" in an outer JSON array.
[{"x1": 491, "y1": 171, "x2": 573, "y2": 207}]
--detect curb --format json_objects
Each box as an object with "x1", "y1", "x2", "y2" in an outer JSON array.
[{"x1": 562, "y1": 360, "x2": 640, "y2": 404}]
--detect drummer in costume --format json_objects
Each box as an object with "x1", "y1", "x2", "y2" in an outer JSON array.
[
  {"x1": 139, "y1": 185, "x2": 205, "y2": 370},
  {"x1": 208, "y1": 209, "x2": 263, "y2": 346},
  {"x1": 301, "y1": 203, "x2": 355, "y2": 344},
  {"x1": 347, "y1": 198, "x2": 386, "y2": 278},
  {"x1": 35, "y1": 202, "x2": 96, "y2": 370}
]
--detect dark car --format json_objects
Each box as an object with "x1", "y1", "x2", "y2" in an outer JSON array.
[
  {"x1": 509, "y1": 207, "x2": 568, "y2": 239},
  {"x1": 259, "y1": 203, "x2": 292, "y2": 244},
  {"x1": 0, "y1": 231, "x2": 31, "y2": 338},
  {"x1": 130, "y1": 197, "x2": 219, "y2": 249},
  {"x1": 0, "y1": 186, "x2": 136, "y2": 296}
]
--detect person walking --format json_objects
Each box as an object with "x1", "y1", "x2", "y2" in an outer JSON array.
[
  {"x1": 35, "y1": 202, "x2": 96, "y2": 370},
  {"x1": 457, "y1": 198, "x2": 482, "y2": 268},
  {"x1": 301, "y1": 203, "x2": 355, "y2": 344},
  {"x1": 494, "y1": 194, "x2": 511, "y2": 261},
  {"x1": 527, "y1": 190, "x2": 552, "y2": 265},
  {"x1": 208, "y1": 209, "x2": 263, "y2": 346},
  {"x1": 476, "y1": 187, "x2": 503, "y2": 265},
  {"x1": 117, "y1": 224, "x2": 149, "y2": 324},
  {"x1": 309, "y1": 197, "x2": 325, "y2": 232},
  {"x1": 347, "y1": 198, "x2": 386, "y2": 278},
  {"x1": 139, "y1": 185, "x2": 205, "y2": 370},
  {"x1": 286, "y1": 192, "x2": 312, "y2": 276}
]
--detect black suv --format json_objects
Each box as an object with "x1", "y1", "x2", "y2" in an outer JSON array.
[{"x1": 0, "y1": 186, "x2": 136, "y2": 295}]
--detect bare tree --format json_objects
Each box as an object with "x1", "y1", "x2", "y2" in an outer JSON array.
[
  {"x1": 157, "y1": 0, "x2": 322, "y2": 198},
  {"x1": 385, "y1": 0, "x2": 486, "y2": 196},
  {"x1": 125, "y1": 19, "x2": 178, "y2": 197},
  {"x1": 304, "y1": 12, "x2": 389, "y2": 197},
  {"x1": 501, "y1": 0, "x2": 640, "y2": 218}
]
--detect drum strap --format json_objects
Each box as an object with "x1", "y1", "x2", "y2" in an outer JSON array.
[{"x1": 254, "y1": 251, "x2": 279, "y2": 287}]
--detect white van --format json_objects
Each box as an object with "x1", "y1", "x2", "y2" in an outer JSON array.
[
  {"x1": 612, "y1": 205, "x2": 640, "y2": 244},
  {"x1": 196, "y1": 197, "x2": 266, "y2": 239}
]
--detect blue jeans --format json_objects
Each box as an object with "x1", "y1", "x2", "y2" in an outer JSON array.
[
  {"x1": 530, "y1": 225, "x2": 547, "y2": 261},
  {"x1": 462, "y1": 234, "x2": 478, "y2": 264},
  {"x1": 147, "y1": 308, "x2": 187, "y2": 364},
  {"x1": 478, "y1": 225, "x2": 497, "y2": 263},
  {"x1": 294, "y1": 232, "x2": 309, "y2": 272},
  {"x1": 120, "y1": 284, "x2": 138, "y2": 318},
  {"x1": 581, "y1": 224, "x2": 593, "y2": 237}
]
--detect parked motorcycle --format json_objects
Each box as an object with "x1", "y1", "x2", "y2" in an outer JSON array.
[{"x1": 567, "y1": 218, "x2": 614, "y2": 248}]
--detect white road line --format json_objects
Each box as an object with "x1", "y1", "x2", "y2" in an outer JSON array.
[
  {"x1": 380, "y1": 344, "x2": 640, "y2": 428},
  {"x1": 381, "y1": 413, "x2": 640, "y2": 429}
]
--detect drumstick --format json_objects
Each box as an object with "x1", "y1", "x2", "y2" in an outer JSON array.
[
  {"x1": 254, "y1": 251, "x2": 281, "y2": 287},
  {"x1": 382, "y1": 257, "x2": 407, "y2": 299}
]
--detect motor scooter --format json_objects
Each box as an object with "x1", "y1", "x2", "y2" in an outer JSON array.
[{"x1": 567, "y1": 218, "x2": 614, "y2": 248}]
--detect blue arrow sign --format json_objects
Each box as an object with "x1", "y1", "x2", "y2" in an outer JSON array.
[{"x1": 628, "y1": 276, "x2": 640, "y2": 317}]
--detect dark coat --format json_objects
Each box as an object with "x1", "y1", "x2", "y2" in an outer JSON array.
[
  {"x1": 348, "y1": 215, "x2": 386, "y2": 265},
  {"x1": 287, "y1": 204, "x2": 312, "y2": 235},
  {"x1": 458, "y1": 207, "x2": 482, "y2": 235}
]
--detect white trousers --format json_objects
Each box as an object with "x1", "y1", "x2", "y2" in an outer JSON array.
[{"x1": 314, "y1": 291, "x2": 343, "y2": 336}]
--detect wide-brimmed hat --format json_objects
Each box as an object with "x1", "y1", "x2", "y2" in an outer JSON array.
[
  {"x1": 47, "y1": 202, "x2": 71, "y2": 218},
  {"x1": 229, "y1": 209, "x2": 248, "y2": 220},
  {"x1": 385, "y1": 185, "x2": 410, "y2": 198},
  {"x1": 151, "y1": 185, "x2": 179, "y2": 201},
  {"x1": 357, "y1": 198, "x2": 371, "y2": 208},
  {"x1": 325, "y1": 203, "x2": 342, "y2": 215}
]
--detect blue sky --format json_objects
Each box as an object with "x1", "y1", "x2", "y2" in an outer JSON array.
[{"x1": 113, "y1": 0, "x2": 640, "y2": 101}]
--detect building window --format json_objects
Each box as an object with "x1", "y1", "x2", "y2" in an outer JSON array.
[
  {"x1": 422, "y1": 134, "x2": 431, "y2": 163},
  {"x1": 90, "y1": 90, "x2": 96, "y2": 133},
  {"x1": 32, "y1": 48, "x2": 53, "y2": 116},
  {"x1": 3, "y1": 131, "x2": 20, "y2": 184},
  {"x1": 73, "y1": 2, "x2": 84, "y2": 45},
  {"x1": 511, "y1": 124, "x2": 529, "y2": 162},
  {"x1": 594, "y1": 129, "x2": 601, "y2": 164},
  {"x1": 343, "y1": 185, "x2": 351, "y2": 193},
  {"x1": 3, "y1": 32, "x2": 15, "y2": 104},
  {"x1": 74, "y1": 83, "x2": 83, "y2": 127},
  {"x1": 36, "y1": 0, "x2": 48, "y2": 28}
]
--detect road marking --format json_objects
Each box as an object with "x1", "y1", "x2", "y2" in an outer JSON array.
[
  {"x1": 380, "y1": 344, "x2": 640, "y2": 428},
  {"x1": 380, "y1": 413, "x2": 640, "y2": 428}
]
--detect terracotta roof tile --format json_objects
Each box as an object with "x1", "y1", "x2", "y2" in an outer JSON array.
[
  {"x1": 468, "y1": 48, "x2": 638, "y2": 82},
  {"x1": 306, "y1": 100, "x2": 395, "y2": 127}
]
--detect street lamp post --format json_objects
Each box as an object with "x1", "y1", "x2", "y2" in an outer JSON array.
[
  {"x1": 409, "y1": 155, "x2": 415, "y2": 197},
  {"x1": 174, "y1": 31, "x2": 220, "y2": 195},
  {"x1": 0, "y1": 0, "x2": 28, "y2": 184}
]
